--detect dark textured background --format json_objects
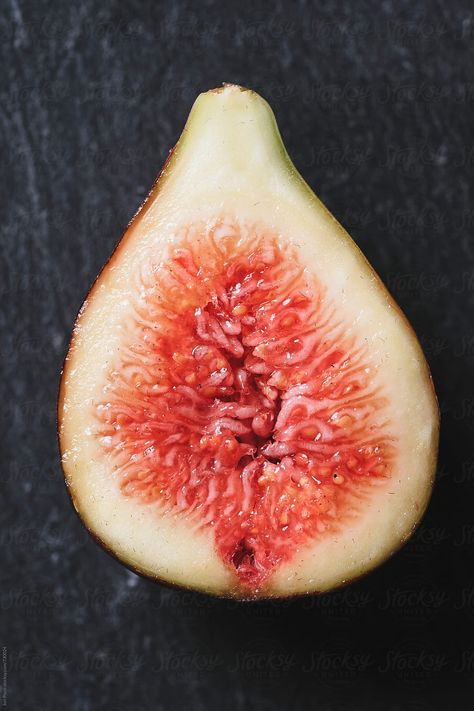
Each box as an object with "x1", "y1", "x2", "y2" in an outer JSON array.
[{"x1": 2, "y1": 0, "x2": 473, "y2": 708}]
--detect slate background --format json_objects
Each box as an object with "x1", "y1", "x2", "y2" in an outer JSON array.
[{"x1": 2, "y1": 0, "x2": 473, "y2": 708}]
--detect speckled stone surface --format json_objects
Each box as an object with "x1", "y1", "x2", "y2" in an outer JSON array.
[{"x1": 2, "y1": 0, "x2": 474, "y2": 708}]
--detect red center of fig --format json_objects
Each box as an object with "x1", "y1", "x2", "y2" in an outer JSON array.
[{"x1": 97, "y1": 221, "x2": 393, "y2": 591}]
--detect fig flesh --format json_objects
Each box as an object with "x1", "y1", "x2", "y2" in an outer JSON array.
[{"x1": 59, "y1": 85, "x2": 439, "y2": 598}]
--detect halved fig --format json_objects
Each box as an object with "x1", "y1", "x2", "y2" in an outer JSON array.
[{"x1": 58, "y1": 84, "x2": 439, "y2": 599}]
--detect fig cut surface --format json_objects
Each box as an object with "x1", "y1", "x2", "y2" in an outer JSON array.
[{"x1": 59, "y1": 84, "x2": 439, "y2": 599}]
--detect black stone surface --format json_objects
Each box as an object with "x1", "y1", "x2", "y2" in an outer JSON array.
[{"x1": 2, "y1": 1, "x2": 473, "y2": 708}]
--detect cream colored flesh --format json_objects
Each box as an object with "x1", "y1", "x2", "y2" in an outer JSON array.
[{"x1": 59, "y1": 85, "x2": 439, "y2": 598}]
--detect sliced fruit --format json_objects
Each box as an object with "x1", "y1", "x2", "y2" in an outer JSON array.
[{"x1": 58, "y1": 84, "x2": 439, "y2": 599}]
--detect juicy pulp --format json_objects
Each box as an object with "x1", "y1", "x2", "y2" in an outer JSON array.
[{"x1": 97, "y1": 221, "x2": 393, "y2": 591}]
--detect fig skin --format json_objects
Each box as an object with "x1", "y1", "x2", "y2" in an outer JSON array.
[{"x1": 58, "y1": 84, "x2": 439, "y2": 600}]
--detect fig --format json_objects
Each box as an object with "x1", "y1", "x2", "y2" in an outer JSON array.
[{"x1": 59, "y1": 84, "x2": 439, "y2": 599}]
